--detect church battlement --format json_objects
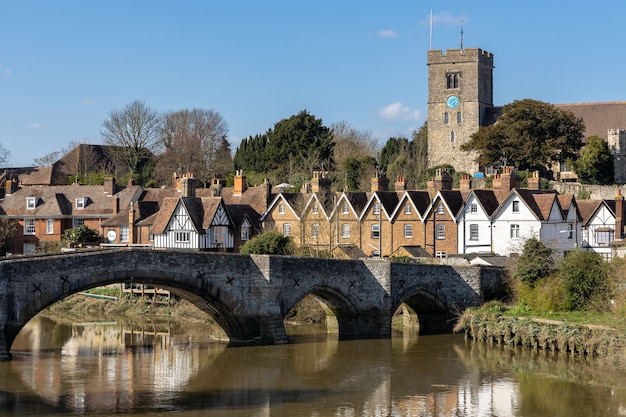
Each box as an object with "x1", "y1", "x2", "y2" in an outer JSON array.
[{"x1": 427, "y1": 48, "x2": 493, "y2": 65}]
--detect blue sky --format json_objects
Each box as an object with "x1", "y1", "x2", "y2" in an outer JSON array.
[{"x1": 1, "y1": 1, "x2": 624, "y2": 167}]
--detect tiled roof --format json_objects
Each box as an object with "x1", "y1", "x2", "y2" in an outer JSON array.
[
  {"x1": 555, "y1": 102, "x2": 626, "y2": 140},
  {"x1": 405, "y1": 191, "x2": 432, "y2": 217},
  {"x1": 576, "y1": 199, "x2": 604, "y2": 226}
]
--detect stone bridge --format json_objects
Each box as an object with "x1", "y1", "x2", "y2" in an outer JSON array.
[{"x1": 0, "y1": 249, "x2": 502, "y2": 360}]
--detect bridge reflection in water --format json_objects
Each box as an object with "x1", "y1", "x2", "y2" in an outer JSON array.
[{"x1": 4, "y1": 315, "x2": 625, "y2": 417}]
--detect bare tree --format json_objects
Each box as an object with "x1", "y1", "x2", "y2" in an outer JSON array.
[
  {"x1": 59, "y1": 140, "x2": 101, "y2": 182},
  {"x1": 101, "y1": 100, "x2": 161, "y2": 180},
  {"x1": 33, "y1": 151, "x2": 60, "y2": 167},
  {"x1": 331, "y1": 121, "x2": 377, "y2": 166},
  {"x1": 154, "y1": 108, "x2": 230, "y2": 186},
  {"x1": 0, "y1": 144, "x2": 10, "y2": 167}
]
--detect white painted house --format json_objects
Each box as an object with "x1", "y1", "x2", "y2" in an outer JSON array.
[
  {"x1": 456, "y1": 189, "x2": 499, "y2": 254},
  {"x1": 577, "y1": 199, "x2": 619, "y2": 261}
]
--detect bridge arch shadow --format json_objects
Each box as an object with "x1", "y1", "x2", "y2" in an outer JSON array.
[
  {"x1": 282, "y1": 285, "x2": 360, "y2": 340},
  {"x1": 394, "y1": 289, "x2": 454, "y2": 335}
]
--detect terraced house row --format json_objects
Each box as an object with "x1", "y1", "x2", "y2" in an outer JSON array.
[{"x1": 1, "y1": 167, "x2": 624, "y2": 261}]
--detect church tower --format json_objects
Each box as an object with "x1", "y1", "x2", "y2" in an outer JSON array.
[{"x1": 427, "y1": 48, "x2": 494, "y2": 174}]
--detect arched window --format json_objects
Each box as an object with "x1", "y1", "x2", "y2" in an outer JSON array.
[
  {"x1": 457, "y1": 111, "x2": 462, "y2": 123},
  {"x1": 450, "y1": 131, "x2": 455, "y2": 143},
  {"x1": 443, "y1": 112, "x2": 449, "y2": 124},
  {"x1": 283, "y1": 223, "x2": 291, "y2": 236}
]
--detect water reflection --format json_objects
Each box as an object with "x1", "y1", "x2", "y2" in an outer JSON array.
[{"x1": 0, "y1": 316, "x2": 625, "y2": 416}]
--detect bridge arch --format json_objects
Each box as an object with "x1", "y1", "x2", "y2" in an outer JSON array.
[{"x1": 393, "y1": 288, "x2": 454, "y2": 334}]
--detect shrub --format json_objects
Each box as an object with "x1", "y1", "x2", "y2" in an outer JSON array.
[
  {"x1": 240, "y1": 231, "x2": 294, "y2": 255},
  {"x1": 559, "y1": 249, "x2": 611, "y2": 311},
  {"x1": 62, "y1": 225, "x2": 100, "y2": 247},
  {"x1": 514, "y1": 238, "x2": 554, "y2": 287}
]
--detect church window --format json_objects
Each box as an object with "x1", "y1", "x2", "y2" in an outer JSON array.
[
  {"x1": 457, "y1": 112, "x2": 462, "y2": 123},
  {"x1": 450, "y1": 131, "x2": 455, "y2": 143},
  {"x1": 443, "y1": 112, "x2": 449, "y2": 124},
  {"x1": 446, "y1": 72, "x2": 459, "y2": 89}
]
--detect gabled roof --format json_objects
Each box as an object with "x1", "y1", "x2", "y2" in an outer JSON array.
[
  {"x1": 425, "y1": 190, "x2": 469, "y2": 219},
  {"x1": 150, "y1": 196, "x2": 228, "y2": 235},
  {"x1": 359, "y1": 191, "x2": 400, "y2": 221},
  {"x1": 576, "y1": 199, "x2": 615, "y2": 227},
  {"x1": 471, "y1": 189, "x2": 500, "y2": 217},
  {"x1": 405, "y1": 190, "x2": 432, "y2": 218},
  {"x1": 330, "y1": 191, "x2": 369, "y2": 218},
  {"x1": 259, "y1": 192, "x2": 304, "y2": 222},
  {"x1": 493, "y1": 189, "x2": 558, "y2": 221}
]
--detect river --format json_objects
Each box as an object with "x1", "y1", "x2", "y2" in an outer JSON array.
[{"x1": 1, "y1": 315, "x2": 625, "y2": 416}]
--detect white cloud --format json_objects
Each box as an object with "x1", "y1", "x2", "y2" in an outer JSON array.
[
  {"x1": 424, "y1": 11, "x2": 467, "y2": 26},
  {"x1": 375, "y1": 29, "x2": 397, "y2": 38},
  {"x1": 378, "y1": 102, "x2": 421, "y2": 122},
  {"x1": 27, "y1": 122, "x2": 42, "y2": 129}
]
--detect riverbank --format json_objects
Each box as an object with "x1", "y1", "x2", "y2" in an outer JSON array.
[{"x1": 454, "y1": 310, "x2": 626, "y2": 361}]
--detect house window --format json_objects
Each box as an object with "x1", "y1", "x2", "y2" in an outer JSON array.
[
  {"x1": 311, "y1": 223, "x2": 320, "y2": 239},
  {"x1": 443, "y1": 112, "x2": 449, "y2": 124},
  {"x1": 23, "y1": 243, "x2": 36, "y2": 254},
  {"x1": 341, "y1": 224, "x2": 350, "y2": 238},
  {"x1": 175, "y1": 231, "x2": 190, "y2": 243},
  {"x1": 46, "y1": 219, "x2": 54, "y2": 234},
  {"x1": 512, "y1": 201, "x2": 520, "y2": 213},
  {"x1": 312, "y1": 204, "x2": 319, "y2": 214},
  {"x1": 596, "y1": 229, "x2": 614, "y2": 245},
  {"x1": 446, "y1": 72, "x2": 459, "y2": 89},
  {"x1": 342, "y1": 203, "x2": 349, "y2": 214},
  {"x1": 26, "y1": 197, "x2": 37, "y2": 210},
  {"x1": 404, "y1": 204, "x2": 411, "y2": 215},
  {"x1": 24, "y1": 219, "x2": 36, "y2": 235},
  {"x1": 435, "y1": 251, "x2": 447, "y2": 258},
  {"x1": 437, "y1": 203, "x2": 445, "y2": 215},
  {"x1": 278, "y1": 203, "x2": 285, "y2": 214},
  {"x1": 213, "y1": 226, "x2": 227, "y2": 244},
  {"x1": 73, "y1": 218, "x2": 85, "y2": 227},
  {"x1": 457, "y1": 111, "x2": 462, "y2": 123},
  {"x1": 371, "y1": 224, "x2": 380, "y2": 239},
  {"x1": 75, "y1": 198, "x2": 86, "y2": 209},
  {"x1": 510, "y1": 224, "x2": 520, "y2": 238},
  {"x1": 436, "y1": 224, "x2": 445, "y2": 239},
  {"x1": 283, "y1": 223, "x2": 291, "y2": 237},
  {"x1": 373, "y1": 203, "x2": 380, "y2": 215},
  {"x1": 567, "y1": 224, "x2": 573, "y2": 239},
  {"x1": 470, "y1": 203, "x2": 478, "y2": 213},
  {"x1": 404, "y1": 224, "x2": 413, "y2": 238},
  {"x1": 120, "y1": 226, "x2": 129, "y2": 243},
  {"x1": 241, "y1": 226, "x2": 250, "y2": 241},
  {"x1": 469, "y1": 224, "x2": 479, "y2": 240},
  {"x1": 450, "y1": 131, "x2": 455, "y2": 143}
]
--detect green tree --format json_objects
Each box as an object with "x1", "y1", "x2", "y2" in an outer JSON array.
[
  {"x1": 461, "y1": 99, "x2": 585, "y2": 175},
  {"x1": 0, "y1": 218, "x2": 15, "y2": 255},
  {"x1": 240, "y1": 231, "x2": 293, "y2": 255},
  {"x1": 378, "y1": 123, "x2": 429, "y2": 189},
  {"x1": 62, "y1": 225, "x2": 100, "y2": 247},
  {"x1": 515, "y1": 237, "x2": 554, "y2": 287},
  {"x1": 573, "y1": 135, "x2": 614, "y2": 185},
  {"x1": 559, "y1": 249, "x2": 611, "y2": 311}
]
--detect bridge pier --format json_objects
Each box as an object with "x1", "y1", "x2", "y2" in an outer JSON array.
[{"x1": 0, "y1": 329, "x2": 12, "y2": 361}]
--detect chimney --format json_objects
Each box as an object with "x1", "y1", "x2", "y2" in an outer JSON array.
[
  {"x1": 394, "y1": 176, "x2": 406, "y2": 192},
  {"x1": 370, "y1": 171, "x2": 389, "y2": 192},
  {"x1": 427, "y1": 177, "x2": 436, "y2": 196},
  {"x1": 234, "y1": 170, "x2": 247, "y2": 196},
  {"x1": 104, "y1": 176, "x2": 115, "y2": 195},
  {"x1": 211, "y1": 174, "x2": 226, "y2": 197},
  {"x1": 5, "y1": 179, "x2": 17, "y2": 195},
  {"x1": 181, "y1": 175, "x2": 196, "y2": 197},
  {"x1": 433, "y1": 169, "x2": 453, "y2": 191},
  {"x1": 616, "y1": 189, "x2": 624, "y2": 240},
  {"x1": 173, "y1": 172, "x2": 182, "y2": 191},
  {"x1": 527, "y1": 170, "x2": 540, "y2": 190},
  {"x1": 460, "y1": 174, "x2": 472, "y2": 191},
  {"x1": 300, "y1": 182, "x2": 312, "y2": 194},
  {"x1": 128, "y1": 177, "x2": 134, "y2": 187},
  {"x1": 500, "y1": 166, "x2": 521, "y2": 191},
  {"x1": 311, "y1": 171, "x2": 331, "y2": 194},
  {"x1": 112, "y1": 196, "x2": 119, "y2": 215},
  {"x1": 128, "y1": 202, "x2": 135, "y2": 245}
]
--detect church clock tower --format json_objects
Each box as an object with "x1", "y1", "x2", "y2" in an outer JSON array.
[{"x1": 427, "y1": 48, "x2": 494, "y2": 174}]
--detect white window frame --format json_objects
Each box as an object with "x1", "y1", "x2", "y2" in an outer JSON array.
[
  {"x1": 404, "y1": 224, "x2": 413, "y2": 238},
  {"x1": 373, "y1": 203, "x2": 380, "y2": 215},
  {"x1": 512, "y1": 200, "x2": 520, "y2": 213},
  {"x1": 311, "y1": 223, "x2": 320, "y2": 239},
  {"x1": 120, "y1": 226, "x2": 129, "y2": 243},
  {"x1": 73, "y1": 218, "x2": 85, "y2": 227},
  {"x1": 278, "y1": 203, "x2": 285, "y2": 214},
  {"x1": 175, "y1": 231, "x2": 190, "y2": 243},
  {"x1": 469, "y1": 224, "x2": 479, "y2": 240},
  {"x1": 341, "y1": 224, "x2": 350, "y2": 238},
  {"x1": 75, "y1": 197, "x2": 86, "y2": 209},
  {"x1": 24, "y1": 219, "x2": 36, "y2": 235},
  {"x1": 470, "y1": 203, "x2": 477, "y2": 213},
  {"x1": 371, "y1": 224, "x2": 380, "y2": 239},
  {"x1": 312, "y1": 204, "x2": 319, "y2": 214},
  {"x1": 436, "y1": 224, "x2": 445, "y2": 239},
  {"x1": 342, "y1": 203, "x2": 349, "y2": 214},
  {"x1": 46, "y1": 219, "x2": 54, "y2": 234},
  {"x1": 241, "y1": 226, "x2": 250, "y2": 241},
  {"x1": 437, "y1": 203, "x2": 445, "y2": 215},
  {"x1": 510, "y1": 224, "x2": 520, "y2": 238},
  {"x1": 26, "y1": 197, "x2": 37, "y2": 210},
  {"x1": 283, "y1": 223, "x2": 291, "y2": 237},
  {"x1": 404, "y1": 204, "x2": 411, "y2": 215},
  {"x1": 435, "y1": 251, "x2": 447, "y2": 258}
]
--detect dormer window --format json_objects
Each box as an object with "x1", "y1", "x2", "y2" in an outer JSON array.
[
  {"x1": 76, "y1": 197, "x2": 86, "y2": 209},
  {"x1": 26, "y1": 197, "x2": 37, "y2": 210}
]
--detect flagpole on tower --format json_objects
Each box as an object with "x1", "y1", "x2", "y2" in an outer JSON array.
[
  {"x1": 460, "y1": 19, "x2": 464, "y2": 51},
  {"x1": 429, "y1": 9, "x2": 433, "y2": 50}
]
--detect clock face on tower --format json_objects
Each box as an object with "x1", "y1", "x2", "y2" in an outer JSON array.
[{"x1": 446, "y1": 95, "x2": 460, "y2": 109}]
